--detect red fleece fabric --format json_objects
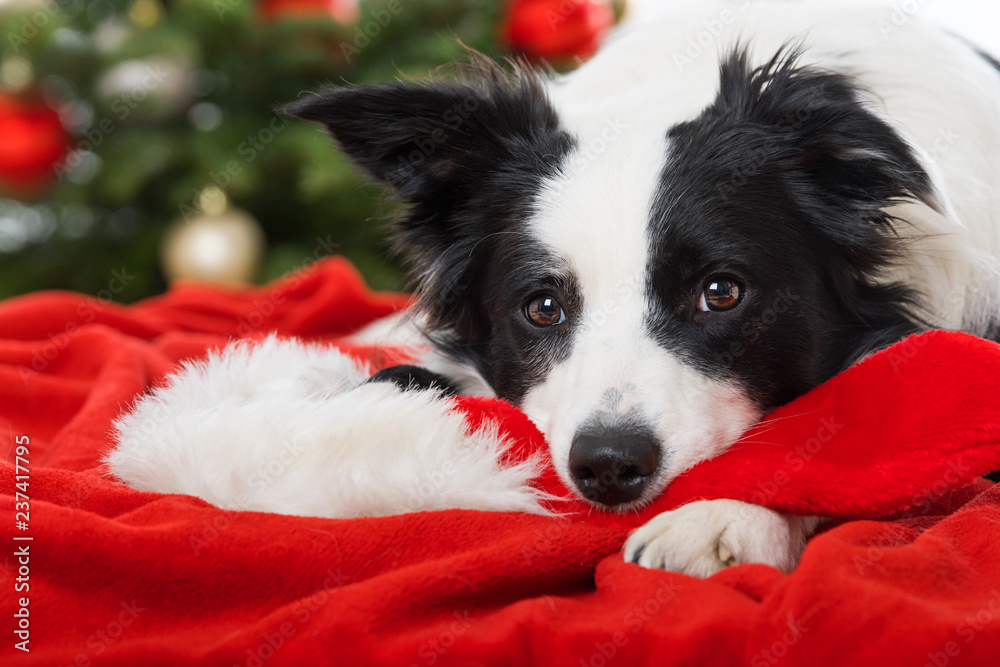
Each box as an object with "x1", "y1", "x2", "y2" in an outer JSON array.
[{"x1": 4, "y1": 257, "x2": 1000, "y2": 666}]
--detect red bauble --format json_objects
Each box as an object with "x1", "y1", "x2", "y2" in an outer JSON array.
[
  {"x1": 503, "y1": 0, "x2": 616, "y2": 62},
  {"x1": 0, "y1": 94, "x2": 67, "y2": 197},
  {"x1": 258, "y1": 0, "x2": 360, "y2": 24}
]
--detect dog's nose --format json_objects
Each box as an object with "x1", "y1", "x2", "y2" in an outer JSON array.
[{"x1": 568, "y1": 429, "x2": 660, "y2": 506}]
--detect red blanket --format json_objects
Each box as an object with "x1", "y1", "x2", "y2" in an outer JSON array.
[{"x1": 4, "y1": 257, "x2": 1000, "y2": 666}]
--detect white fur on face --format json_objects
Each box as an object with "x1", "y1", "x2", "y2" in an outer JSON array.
[{"x1": 520, "y1": 130, "x2": 763, "y2": 507}]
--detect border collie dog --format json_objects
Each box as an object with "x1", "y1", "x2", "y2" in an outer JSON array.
[{"x1": 110, "y1": 2, "x2": 1000, "y2": 577}]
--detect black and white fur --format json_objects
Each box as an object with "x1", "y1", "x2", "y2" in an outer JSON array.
[{"x1": 110, "y1": 2, "x2": 1000, "y2": 577}]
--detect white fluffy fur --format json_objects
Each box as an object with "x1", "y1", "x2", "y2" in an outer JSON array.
[{"x1": 108, "y1": 336, "x2": 550, "y2": 518}]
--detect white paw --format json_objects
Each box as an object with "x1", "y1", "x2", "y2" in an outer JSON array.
[{"x1": 623, "y1": 499, "x2": 814, "y2": 577}]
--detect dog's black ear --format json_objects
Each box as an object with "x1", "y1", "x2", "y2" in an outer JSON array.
[
  {"x1": 284, "y1": 61, "x2": 573, "y2": 360},
  {"x1": 710, "y1": 47, "x2": 944, "y2": 240},
  {"x1": 283, "y1": 62, "x2": 567, "y2": 201}
]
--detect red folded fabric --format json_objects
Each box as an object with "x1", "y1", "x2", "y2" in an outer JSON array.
[{"x1": 4, "y1": 257, "x2": 1000, "y2": 666}]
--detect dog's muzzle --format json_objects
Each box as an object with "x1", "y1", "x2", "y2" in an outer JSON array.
[{"x1": 568, "y1": 427, "x2": 660, "y2": 506}]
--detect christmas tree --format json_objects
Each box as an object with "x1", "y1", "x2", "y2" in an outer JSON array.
[{"x1": 0, "y1": 0, "x2": 617, "y2": 301}]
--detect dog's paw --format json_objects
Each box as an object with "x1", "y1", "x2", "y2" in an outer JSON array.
[{"x1": 623, "y1": 499, "x2": 813, "y2": 577}]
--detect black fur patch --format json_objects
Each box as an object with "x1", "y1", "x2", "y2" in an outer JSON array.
[{"x1": 646, "y1": 47, "x2": 934, "y2": 409}]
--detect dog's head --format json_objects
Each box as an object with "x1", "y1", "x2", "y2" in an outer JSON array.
[{"x1": 286, "y1": 48, "x2": 940, "y2": 510}]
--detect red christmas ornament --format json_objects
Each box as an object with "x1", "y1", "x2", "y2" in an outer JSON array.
[
  {"x1": 503, "y1": 0, "x2": 616, "y2": 62},
  {"x1": 258, "y1": 0, "x2": 360, "y2": 24},
  {"x1": 0, "y1": 94, "x2": 67, "y2": 197}
]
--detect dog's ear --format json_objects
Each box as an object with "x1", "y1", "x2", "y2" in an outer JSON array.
[
  {"x1": 283, "y1": 63, "x2": 567, "y2": 201},
  {"x1": 711, "y1": 48, "x2": 945, "y2": 238},
  {"x1": 284, "y1": 62, "x2": 572, "y2": 352}
]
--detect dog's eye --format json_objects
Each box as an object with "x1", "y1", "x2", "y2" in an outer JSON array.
[
  {"x1": 525, "y1": 295, "x2": 566, "y2": 327},
  {"x1": 698, "y1": 277, "x2": 745, "y2": 312}
]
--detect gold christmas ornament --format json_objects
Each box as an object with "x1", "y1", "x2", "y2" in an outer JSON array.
[
  {"x1": 161, "y1": 188, "x2": 265, "y2": 285},
  {"x1": 0, "y1": 55, "x2": 34, "y2": 93},
  {"x1": 129, "y1": 0, "x2": 163, "y2": 29}
]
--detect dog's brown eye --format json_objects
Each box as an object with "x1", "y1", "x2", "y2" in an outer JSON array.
[
  {"x1": 525, "y1": 295, "x2": 566, "y2": 327},
  {"x1": 699, "y1": 277, "x2": 745, "y2": 312}
]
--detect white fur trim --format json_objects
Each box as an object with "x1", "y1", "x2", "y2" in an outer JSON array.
[{"x1": 107, "y1": 336, "x2": 550, "y2": 518}]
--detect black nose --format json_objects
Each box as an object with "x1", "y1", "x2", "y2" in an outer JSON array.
[{"x1": 569, "y1": 428, "x2": 660, "y2": 506}]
